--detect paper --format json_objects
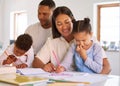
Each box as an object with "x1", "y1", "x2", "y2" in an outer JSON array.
[
  {"x1": 0, "y1": 73, "x2": 48, "y2": 85},
  {"x1": 16, "y1": 68, "x2": 108, "y2": 84},
  {"x1": 49, "y1": 72, "x2": 108, "y2": 84},
  {"x1": 37, "y1": 72, "x2": 108, "y2": 84},
  {"x1": 17, "y1": 68, "x2": 48, "y2": 75},
  {"x1": 0, "y1": 66, "x2": 16, "y2": 74}
]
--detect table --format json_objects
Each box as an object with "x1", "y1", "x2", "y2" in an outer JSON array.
[{"x1": 0, "y1": 73, "x2": 119, "y2": 86}]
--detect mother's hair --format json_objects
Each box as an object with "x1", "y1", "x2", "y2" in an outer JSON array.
[{"x1": 52, "y1": 6, "x2": 75, "y2": 38}]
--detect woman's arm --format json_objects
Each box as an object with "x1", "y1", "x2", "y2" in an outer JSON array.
[{"x1": 32, "y1": 57, "x2": 45, "y2": 68}]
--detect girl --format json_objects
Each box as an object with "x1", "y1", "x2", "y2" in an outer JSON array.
[{"x1": 56, "y1": 18, "x2": 106, "y2": 73}]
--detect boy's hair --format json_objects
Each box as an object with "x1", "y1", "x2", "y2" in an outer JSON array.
[
  {"x1": 15, "y1": 34, "x2": 33, "y2": 51},
  {"x1": 39, "y1": 0, "x2": 56, "y2": 9},
  {"x1": 52, "y1": 6, "x2": 75, "y2": 38},
  {"x1": 72, "y1": 18, "x2": 92, "y2": 34}
]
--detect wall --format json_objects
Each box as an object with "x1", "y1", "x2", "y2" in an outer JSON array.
[
  {"x1": 0, "y1": 0, "x2": 4, "y2": 42},
  {"x1": 0, "y1": 0, "x2": 119, "y2": 47},
  {"x1": 0, "y1": 0, "x2": 119, "y2": 75},
  {"x1": 106, "y1": 51, "x2": 120, "y2": 75}
]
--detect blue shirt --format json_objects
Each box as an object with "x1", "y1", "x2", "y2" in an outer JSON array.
[{"x1": 61, "y1": 41, "x2": 106, "y2": 73}]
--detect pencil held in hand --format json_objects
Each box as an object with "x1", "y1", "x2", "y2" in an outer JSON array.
[
  {"x1": 3, "y1": 55, "x2": 17, "y2": 65},
  {"x1": 52, "y1": 51, "x2": 60, "y2": 66},
  {"x1": 8, "y1": 55, "x2": 17, "y2": 62},
  {"x1": 56, "y1": 66, "x2": 65, "y2": 73}
]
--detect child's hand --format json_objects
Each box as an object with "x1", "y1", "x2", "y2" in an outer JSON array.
[
  {"x1": 76, "y1": 45, "x2": 87, "y2": 61},
  {"x1": 16, "y1": 63, "x2": 28, "y2": 68},
  {"x1": 2, "y1": 55, "x2": 16, "y2": 65},
  {"x1": 55, "y1": 66, "x2": 65, "y2": 73},
  {"x1": 8, "y1": 55, "x2": 17, "y2": 62},
  {"x1": 43, "y1": 63, "x2": 56, "y2": 72}
]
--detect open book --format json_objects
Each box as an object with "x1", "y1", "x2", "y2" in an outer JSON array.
[{"x1": 0, "y1": 73, "x2": 48, "y2": 85}]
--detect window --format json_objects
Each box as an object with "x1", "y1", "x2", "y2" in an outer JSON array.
[
  {"x1": 97, "y1": 3, "x2": 120, "y2": 51},
  {"x1": 10, "y1": 11, "x2": 27, "y2": 44}
]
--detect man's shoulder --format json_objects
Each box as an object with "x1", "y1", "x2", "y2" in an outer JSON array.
[
  {"x1": 27, "y1": 22, "x2": 40, "y2": 29},
  {"x1": 25, "y1": 22, "x2": 41, "y2": 33}
]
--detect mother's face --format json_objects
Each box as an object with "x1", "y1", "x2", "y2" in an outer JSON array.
[{"x1": 55, "y1": 14, "x2": 73, "y2": 37}]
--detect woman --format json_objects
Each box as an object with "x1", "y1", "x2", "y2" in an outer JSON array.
[{"x1": 32, "y1": 6, "x2": 111, "y2": 74}]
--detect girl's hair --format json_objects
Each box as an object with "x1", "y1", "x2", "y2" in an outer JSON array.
[
  {"x1": 72, "y1": 18, "x2": 92, "y2": 34},
  {"x1": 39, "y1": 0, "x2": 56, "y2": 9},
  {"x1": 52, "y1": 6, "x2": 75, "y2": 38},
  {"x1": 15, "y1": 34, "x2": 33, "y2": 51}
]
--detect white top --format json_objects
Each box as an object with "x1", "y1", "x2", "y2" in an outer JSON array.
[
  {"x1": 36, "y1": 37, "x2": 74, "y2": 67},
  {"x1": 25, "y1": 22, "x2": 51, "y2": 55},
  {"x1": 0, "y1": 44, "x2": 34, "y2": 67}
]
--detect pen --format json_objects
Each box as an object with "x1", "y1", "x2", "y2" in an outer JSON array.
[
  {"x1": 4, "y1": 51, "x2": 9, "y2": 56},
  {"x1": 52, "y1": 51, "x2": 60, "y2": 66}
]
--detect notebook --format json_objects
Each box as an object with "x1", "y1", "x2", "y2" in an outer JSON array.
[
  {"x1": 0, "y1": 66, "x2": 16, "y2": 74},
  {"x1": 0, "y1": 73, "x2": 48, "y2": 85}
]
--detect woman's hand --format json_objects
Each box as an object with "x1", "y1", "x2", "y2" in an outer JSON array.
[
  {"x1": 55, "y1": 66, "x2": 65, "y2": 73},
  {"x1": 43, "y1": 63, "x2": 56, "y2": 72}
]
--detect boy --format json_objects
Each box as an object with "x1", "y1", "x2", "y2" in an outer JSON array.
[{"x1": 0, "y1": 34, "x2": 34, "y2": 68}]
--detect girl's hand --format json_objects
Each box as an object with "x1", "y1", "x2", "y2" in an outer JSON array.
[
  {"x1": 16, "y1": 63, "x2": 28, "y2": 68},
  {"x1": 43, "y1": 63, "x2": 56, "y2": 72},
  {"x1": 76, "y1": 45, "x2": 87, "y2": 61},
  {"x1": 55, "y1": 66, "x2": 65, "y2": 73}
]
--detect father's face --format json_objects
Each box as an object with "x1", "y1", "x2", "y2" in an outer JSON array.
[{"x1": 38, "y1": 5, "x2": 53, "y2": 28}]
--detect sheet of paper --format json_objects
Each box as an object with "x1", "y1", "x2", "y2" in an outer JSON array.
[
  {"x1": 37, "y1": 72, "x2": 108, "y2": 84},
  {"x1": 0, "y1": 66, "x2": 16, "y2": 74},
  {"x1": 17, "y1": 68, "x2": 48, "y2": 75}
]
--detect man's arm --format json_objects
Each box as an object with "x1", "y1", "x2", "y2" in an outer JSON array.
[
  {"x1": 100, "y1": 58, "x2": 111, "y2": 74},
  {"x1": 32, "y1": 57, "x2": 45, "y2": 68}
]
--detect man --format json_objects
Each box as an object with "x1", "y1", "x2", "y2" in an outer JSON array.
[{"x1": 25, "y1": 0, "x2": 56, "y2": 55}]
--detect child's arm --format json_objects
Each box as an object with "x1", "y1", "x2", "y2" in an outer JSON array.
[
  {"x1": 2, "y1": 55, "x2": 16, "y2": 65},
  {"x1": 76, "y1": 45, "x2": 87, "y2": 61},
  {"x1": 23, "y1": 47, "x2": 34, "y2": 67},
  {"x1": 60, "y1": 43, "x2": 75, "y2": 71},
  {"x1": 84, "y1": 44, "x2": 103, "y2": 73}
]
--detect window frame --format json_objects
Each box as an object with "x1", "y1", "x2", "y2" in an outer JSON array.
[{"x1": 97, "y1": 3, "x2": 120, "y2": 41}]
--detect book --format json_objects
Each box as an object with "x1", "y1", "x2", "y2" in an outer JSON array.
[
  {"x1": 17, "y1": 68, "x2": 48, "y2": 75},
  {"x1": 47, "y1": 82, "x2": 85, "y2": 86},
  {"x1": 0, "y1": 66, "x2": 16, "y2": 74},
  {"x1": 0, "y1": 73, "x2": 48, "y2": 85}
]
